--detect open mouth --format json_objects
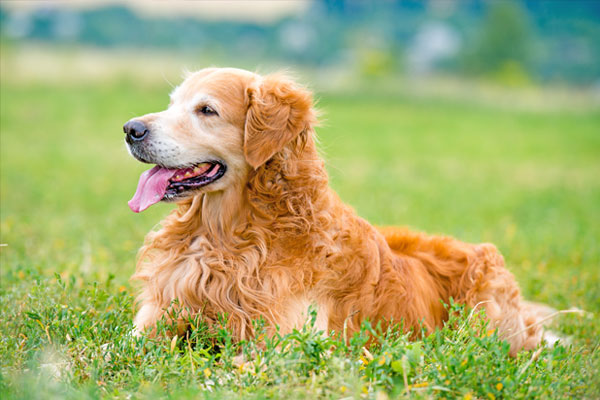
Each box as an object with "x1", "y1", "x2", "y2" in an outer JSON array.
[
  {"x1": 128, "y1": 161, "x2": 226, "y2": 213},
  {"x1": 164, "y1": 162, "x2": 226, "y2": 198}
]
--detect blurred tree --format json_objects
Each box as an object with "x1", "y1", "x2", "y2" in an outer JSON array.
[
  {"x1": 358, "y1": 48, "x2": 399, "y2": 80},
  {"x1": 460, "y1": 1, "x2": 532, "y2": 85},
  {"x1": 1, "y1": 0, "x2": 598, "y2": 85}
]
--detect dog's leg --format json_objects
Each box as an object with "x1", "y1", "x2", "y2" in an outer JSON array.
[
  {"x1": 133, "y1": 302, "x2": 163, "y2": 337},
  {"x1": 134, "y1": 301, "x2": 192, "y2": 337},
  {"x1": 465, "y1": 244, "x2": 544, "y2": 356}
]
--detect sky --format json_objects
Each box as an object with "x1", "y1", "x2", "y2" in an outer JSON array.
[{"x1": 2, "y1": 0, "x2": 311, "y2": 23}]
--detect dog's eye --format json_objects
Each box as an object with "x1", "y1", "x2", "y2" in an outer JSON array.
[{"x1": 197, "y1": 105, "x2": 218, "y2": 116}]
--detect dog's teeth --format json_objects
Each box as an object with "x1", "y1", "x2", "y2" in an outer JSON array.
[
  {"x1": 184, "y1": 171, "x2": 192, "y2": 178},
  {"x1": 193, "y1": 167, "x2": 200, "y2": 173},
  {"x1": 175, "y1": 175, "x2": 182, "y2": 181}
]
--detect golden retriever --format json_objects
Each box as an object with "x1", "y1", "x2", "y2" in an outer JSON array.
[{"x1": 124, "y1": 68, "x2": 546, "y2": 355}]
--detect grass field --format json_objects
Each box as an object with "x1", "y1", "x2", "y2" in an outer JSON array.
[{"x1": 1, "y1": 57, "x2": 599, "y2": 398}]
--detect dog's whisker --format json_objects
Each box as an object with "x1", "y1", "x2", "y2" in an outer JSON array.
[{"x1": 161, "y1": 71, "x2": 175, "y2": 89}]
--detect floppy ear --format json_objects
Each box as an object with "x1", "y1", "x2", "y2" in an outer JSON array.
[{"x1": 244, "y1": 74, "x2": 315, "y2": 169}]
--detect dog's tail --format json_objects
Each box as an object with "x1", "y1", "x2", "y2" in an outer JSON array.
[{"x1": 514, "y1": 301, "x2": 586, "y2": 348}]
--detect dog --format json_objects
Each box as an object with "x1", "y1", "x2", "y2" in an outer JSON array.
[{"x1": 124, "y1": 67, "x2": 547, "y2": 356}]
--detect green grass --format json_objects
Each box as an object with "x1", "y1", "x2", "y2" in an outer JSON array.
[{"x1": 1, "y1": 72, "x2": 599, "y2": 399}]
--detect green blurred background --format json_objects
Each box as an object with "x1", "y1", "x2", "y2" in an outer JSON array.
[
  {"x1": 1, "y1": 0, "x2": 599, "y2": 321},
  {"x1": 1, "y1": 1, "x2": 600, "y2": 397}
]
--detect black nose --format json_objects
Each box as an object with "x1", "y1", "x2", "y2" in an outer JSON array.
[{"x1": 123, "y1": 120, "x2": 149, "y2": 143}]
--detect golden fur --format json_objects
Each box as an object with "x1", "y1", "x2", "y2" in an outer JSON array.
[{"x1": 128, "y1": 68, "x2": 544, "y2": 356}]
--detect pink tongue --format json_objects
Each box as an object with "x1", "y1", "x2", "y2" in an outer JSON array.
[{"x1": 128, "y1": 166, "x2": 178, "y2": 213}]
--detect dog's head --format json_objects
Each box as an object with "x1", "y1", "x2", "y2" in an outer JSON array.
[{"x1": 124, "y1": 68, "x2": 315, "y2": 212}]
